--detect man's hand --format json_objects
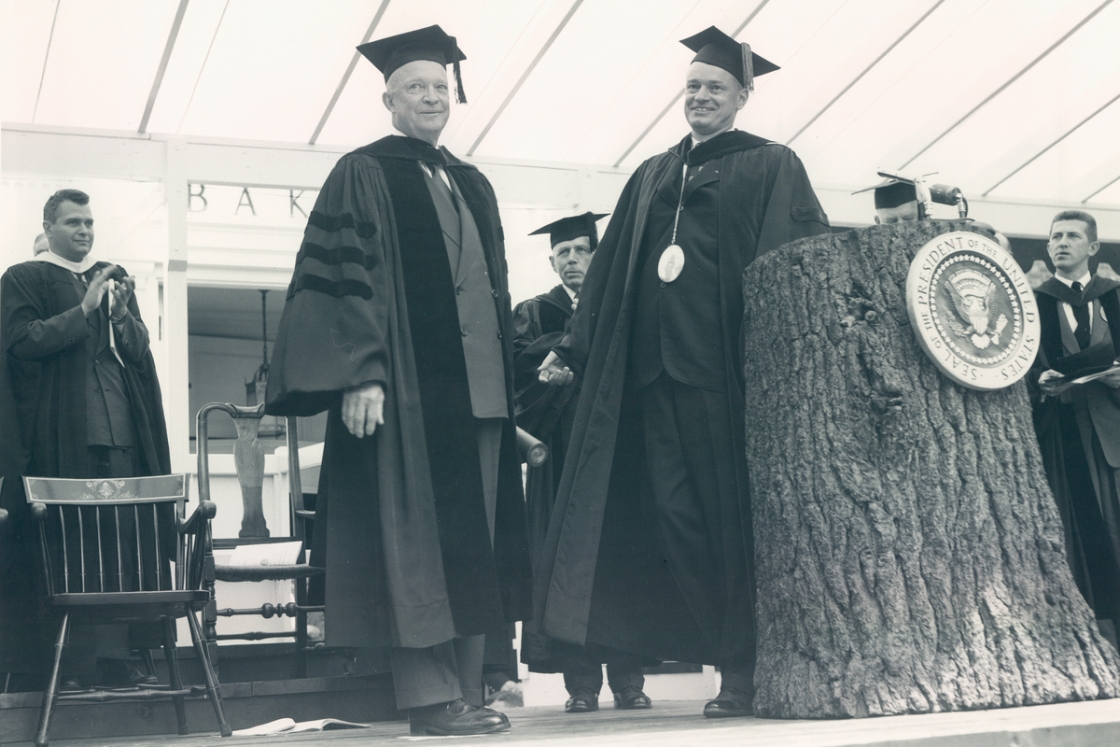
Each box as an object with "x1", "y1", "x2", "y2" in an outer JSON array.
[
  {"x1": 1038, "y1": 369, "x2": 1065, "y2": 396},
  {"x1": 538, "y1": 351, "x2": 574, "y2": 386},
  {"x1": 341, "y1": 382, "x2": 385, "y2": 437},
  {"x1": 79, "y1": 266, "x2": 116, "y2": 316},
  {"x1": 109, "y1": 276, "x2": 136, "y2": 319}
]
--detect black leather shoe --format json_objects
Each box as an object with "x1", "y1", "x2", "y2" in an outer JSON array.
[
  {"x1": 613, "y1": 686, "x2": 652, "y2": 709},
  {"x1": 564, "y1": 691, "x2": 599, "y2": 713},
  {"x1": 96, "y1": 659, "x2": 158, "y2": 687},
  {"x1": 703, "y1": 687, "x2": 752, "y2": 718},
  {"x1": 409, "y1": 698, "x2": 511, "y2": 736}
]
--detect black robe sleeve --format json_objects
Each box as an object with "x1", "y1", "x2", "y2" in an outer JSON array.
[
  {"x1": 754, "y1": 147, "x2": 830, "y2": 260},
  {"x1": 266, "y1": 155, "x2": 392, "y2": 416},
  {"x1": 512, "y1": 296, "x2": 574, "y2": 437},
  {"x1": 3, "y1": 270, "x2": 90, "y2": 362}
]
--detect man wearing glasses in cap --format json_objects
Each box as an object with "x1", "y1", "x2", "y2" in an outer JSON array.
[
  {"x1": 537, "y1": 27, "x2": 830, "y2": 718},
  {"x1": 266, "y1": 26, "x2": 530, "y2": 737}
]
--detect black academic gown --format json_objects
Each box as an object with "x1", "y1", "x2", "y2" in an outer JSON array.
[
  {"x1": 0, "y1": 260, "x2": 170, "y2": 673},
  {"x1": 512, "y1": 284, "x2": 578, "y2": 559},
  {"x1": 535, "y1": 131, "x2": 830, "y2": 665},
  {"x1": 265, "y1": 136, "x2": 532, "y2": 651},
  {"x1": 1031, "y1": 276, "x2": 1120, "y2": 619}
]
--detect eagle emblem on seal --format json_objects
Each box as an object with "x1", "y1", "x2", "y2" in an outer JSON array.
[{"x1": 944, "y1": 269, "x2": 1008, "y2": 350}]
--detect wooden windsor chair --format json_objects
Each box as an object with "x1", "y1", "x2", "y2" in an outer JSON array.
[
  {"x1": 196, "y1": 403, "x2": 322, "y2": 677},
  {"x1": 24, "y1": 473, "x2": 231, "y2": 747}
]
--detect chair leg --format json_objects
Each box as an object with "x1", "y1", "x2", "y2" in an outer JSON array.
[
  {"x1": 35, "y1": 612, "x2": 69, "y2": 747},
  {"x1": 162, "y1": 617, "x2": 188, "y2": 735},
  {"x1": 140, "y1": 647, "x2": 157, "y2": 680},
  {"x1": 295, "y1": 578, "x2": 308, "y2": 679},
  {"x1": 186, "y1": 609, "x2": 231, "y2": 737}
]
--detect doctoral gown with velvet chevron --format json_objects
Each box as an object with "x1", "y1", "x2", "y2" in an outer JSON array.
[{"x1": 265, "y1": 136, "x2": 531, "y2": 650}]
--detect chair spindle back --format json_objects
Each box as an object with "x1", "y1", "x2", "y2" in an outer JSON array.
[{"x1": 24, "y1": 475, "x2": 192, "y2": 596}]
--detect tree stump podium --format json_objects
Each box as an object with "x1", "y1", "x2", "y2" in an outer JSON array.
[{"x1": 743, "y1": 220, "x2": 1120, "y2": 718}]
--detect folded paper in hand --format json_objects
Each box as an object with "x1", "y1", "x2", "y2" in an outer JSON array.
[{"x1": 1050, "y1": 342, "x2": 1116, "y2": 379}]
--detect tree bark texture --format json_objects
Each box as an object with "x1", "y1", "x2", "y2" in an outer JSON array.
[{"x1": 743, "y1": 220, "x2": 1120, "y2": 718}]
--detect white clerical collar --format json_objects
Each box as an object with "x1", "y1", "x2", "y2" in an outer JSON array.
[
  {"x1": 1055, "y1": 271, "x2": 1091, "y2": 289},
  {"x1": 561, "y1": 284, "x2": 577, "y2": 300},
  {"x1": 34, "y1": 249, "x2": 98, "y2": 274}
]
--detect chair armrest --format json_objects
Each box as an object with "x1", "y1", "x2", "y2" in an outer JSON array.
[
  {"x1": 215, "y1": 564, "x2": 325, "y2": 582},
  {"x1": 178, "y1": 500, "x2": 217, "y2": 534}
]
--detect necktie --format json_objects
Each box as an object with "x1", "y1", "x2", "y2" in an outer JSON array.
[
  {"x1": 429, "y1": 164, "x2": 459, "y2": 214},
  {"x1": 1071, "y1": 281, "x2": 1091, "y2": 350}
]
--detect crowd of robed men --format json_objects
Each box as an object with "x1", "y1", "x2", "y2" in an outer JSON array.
[{"x1": 2, "y1": 21, "x2": 1119, "y2": 739}]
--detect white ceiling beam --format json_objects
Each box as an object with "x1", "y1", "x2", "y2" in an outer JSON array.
[
  {"x1": 31, "y1": 0, "x2": 61, "y2": 123},
  {"x1": 898, "y1": 0, "x2": 1114, "y2": 171},
  {"x1": 982, "y1": 92, "x2": 1120, "y2": 197},
  {"x1": 10, "y1": 122, "x2": 1120, "y2": 240},
  {"x1": 784, "y1": 0, "x2": 946, "y2": 147},
  {"x1": 1083, "y1": 174, "x2": 1120, "y2": 204},
  {"x1": 307, "y1": 0, "x2": 392, "y2": 146},
  {"x1": 465, "y1": 0, "x2": 585, "y2": 157},
  {"x1": 138, "y1": 0, "x2": 189, "y2": 134}
]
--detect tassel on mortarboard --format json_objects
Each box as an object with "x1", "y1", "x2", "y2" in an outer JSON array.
[
  {"x1": 680, "y1": 26, "x2": 778, "y2": 89},
  {"x1": 741, "y1": 42, "x2": 755, "y2": 92},
  {"x1": 453, "y1": 59, "x2": 467, "y2": 104},
  {"x1": 357, "y1": 25, "x2": 469, "y2": 102}
]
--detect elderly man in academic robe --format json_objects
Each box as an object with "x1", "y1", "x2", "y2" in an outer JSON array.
[
  {"x1": 537, "y1": 27, "x2": 831, "y2": 718},
  {"x1": 513, "y1": 213, "x2": 653, "y2": 713},
  {"x1": 265, "y1": 26, "x2": 531, "y2": 737},
  {"x1": 1, "y1": 189, "x2": 170, "y2": 690},
  {"x1": 1031, "y1": 210, "x2": 1120, "y2": 648}
]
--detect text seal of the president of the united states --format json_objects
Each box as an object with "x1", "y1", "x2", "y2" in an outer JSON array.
[{"x1": 906, "y1": 231, "x2": 1040, "y2": 390}]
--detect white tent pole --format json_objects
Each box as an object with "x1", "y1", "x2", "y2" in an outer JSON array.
[{"x1": 163, "y1": 136, "x2": 192, "y2": 472}]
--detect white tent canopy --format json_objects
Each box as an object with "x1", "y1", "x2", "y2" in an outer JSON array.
[
  {"x1": 4, "y1": 0, "x2": 1120, "y2": 468},
  {"x1": 4, "y1": 0, "x2": 1120, "y2": 218}
]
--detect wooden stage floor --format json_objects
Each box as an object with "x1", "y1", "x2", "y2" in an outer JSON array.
[{"x1": 23, "y1": 698, "x2": 1120, "y2": 747}]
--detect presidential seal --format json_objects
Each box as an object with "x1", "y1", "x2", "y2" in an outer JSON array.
[{"x1": 905, "y1": 231, "x2": 1039, "y2": 390}]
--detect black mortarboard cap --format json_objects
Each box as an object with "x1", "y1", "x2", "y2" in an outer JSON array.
[
  {"x1": 529, "y1": 212, "x2": 609, "y2": 247},
  {"x1": 358, "y1": 25, "x2": 467, "y2": 103},
  {"x1": 680, "y1": 26, "x2": 778, "y2": 91},
  {"x1": 853, "y1": 178, "x2": 918, "y2": 209}
]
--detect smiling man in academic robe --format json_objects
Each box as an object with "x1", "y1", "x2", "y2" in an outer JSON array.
[
  {"x1": 1, "y1": 189, "x2": 170, "y2": 690},
  {"x1": 265, "y1": 26, "x2": 531, "y2": 737},
  {"x1": 537, "y1": 26, "x2": 830, "y2": 718}
]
